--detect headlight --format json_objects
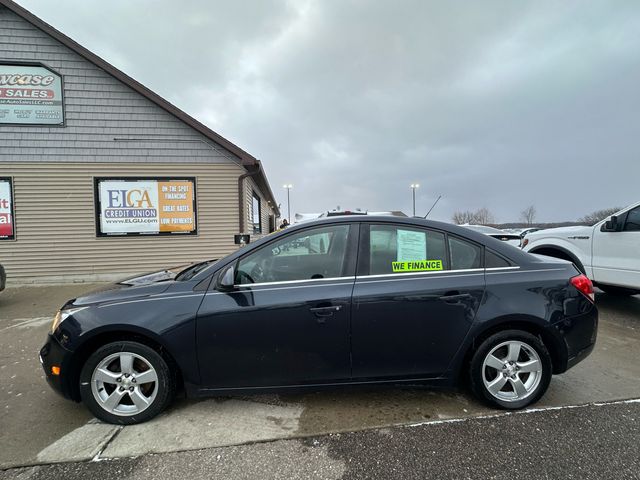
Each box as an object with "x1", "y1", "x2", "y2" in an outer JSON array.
[{"x1": 51, "y1": 307, "x2": 86, "y2": 333}]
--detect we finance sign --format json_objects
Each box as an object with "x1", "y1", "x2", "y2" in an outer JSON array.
[
  {"x1": 96, "y1": 178, "x2": 197, "y2": 236},
  {"x1": 0, "y1": 178, "x2": 15, "y2": 240}
]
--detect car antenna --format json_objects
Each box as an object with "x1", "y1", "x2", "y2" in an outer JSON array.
[{"x1": 424, "y1": 195, "x2": 442, "y2": 219}]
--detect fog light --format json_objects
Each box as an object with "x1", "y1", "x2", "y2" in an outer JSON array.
[{"x1": 51, "y1": 366, "x2": 61, "y2": 376}]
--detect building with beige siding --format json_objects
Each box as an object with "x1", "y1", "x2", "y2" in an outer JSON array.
[{"x1": 0, "y1": 0, "x2": 279, "y2": 283}]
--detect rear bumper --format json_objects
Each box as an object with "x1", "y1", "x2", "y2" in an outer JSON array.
[
  {"x1": 40, "y1": 334, "x2": 76, "y2": 401},
  {"x1": 553, "y1": 305, "x2": 598, "y2": 373},
  {"x1": 567, "y1": 341, "x2": 595, "y2": 370}
]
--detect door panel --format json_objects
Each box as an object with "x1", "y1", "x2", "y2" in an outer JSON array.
[
  {"x1": 196, "y1": 280, "x2": 353, "y2": 388},
  {"x1": 351, "y1": 271, "x2": 484, "y2": 379},
  {"x1": 351, "y1": 223, "x2": 485, "y2": 380},
  {"x1": 195, "y1": 223, "x2": 358, "y2": 389}
]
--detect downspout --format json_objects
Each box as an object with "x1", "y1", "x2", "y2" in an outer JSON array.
[{"x1": 238, "y1": 164, "x2": 260, "y2": 234}]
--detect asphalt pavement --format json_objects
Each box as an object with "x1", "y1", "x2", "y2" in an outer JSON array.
[
  {"x1": 0, "y1": 283, "x2": 639, "y2": 475},
  {"x1": 2, "y1": 400, "x2": 638, "y2": 479}
]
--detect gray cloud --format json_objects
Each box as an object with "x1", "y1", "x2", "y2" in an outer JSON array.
[{"x1": 17, "y1": 0, "x2": 640, "y2": 222}]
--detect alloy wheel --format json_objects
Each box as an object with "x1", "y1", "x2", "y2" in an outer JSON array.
[
  {"x1": 481, "y1": 340, "x2": 543, "y2": 403},
  {"x1": 90, "y1": 352, "x2": 159, "y2": 416}
]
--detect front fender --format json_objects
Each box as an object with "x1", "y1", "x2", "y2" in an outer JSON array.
[{"x1": 524, "y1": 239, "x2": 590, "y2": 275}]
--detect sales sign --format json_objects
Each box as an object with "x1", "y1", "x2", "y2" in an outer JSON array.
[
  {"x1": 0, "y1": 64, "x2": 64, "y2": 125},
  {"x1": 95, "y1": 178, "x2": 197, "y2": 236},
  {"x1": 0, "y1": 177, "x2": 15, "y2": 240}
]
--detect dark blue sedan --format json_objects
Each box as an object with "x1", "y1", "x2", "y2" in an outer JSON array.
[{"x1": 40, "y1": 216, "x2": 598, "y2": 424}]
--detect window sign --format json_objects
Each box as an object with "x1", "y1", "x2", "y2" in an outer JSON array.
[
  {"x1": 95, "y1": 178, "x2": 197, "y2": 236},
  {"x1": 0, "y1": 177, "x2": 15, "y2": 240},
  {"x1": 396, "y1": 229, "x2": 427, "y2": 261},
  {"x1": 0, "y1": 63, "x2": 64, "y2": 125}
]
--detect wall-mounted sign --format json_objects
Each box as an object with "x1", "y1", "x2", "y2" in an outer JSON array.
[
  {"x1": 95, "y1": 178, "x2": 197, "y2": 237},
  {"x1": 0, "y1": 177, "x2": 15, "y2": 240},
  {"x1": 234, "y1": 234, "x2": 250, "y2": 245},
  {"x1": 0, "y1": 63, "x2": 64, "y2": 125}
]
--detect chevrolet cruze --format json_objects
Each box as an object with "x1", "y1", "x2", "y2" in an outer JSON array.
[{"x1": 40, "y1": 216, "x2": 598, "y2": 424}]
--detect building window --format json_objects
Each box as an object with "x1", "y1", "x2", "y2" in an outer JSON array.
[{"x1": 251, "y1": 192, "x2": 262, "y2": 234}]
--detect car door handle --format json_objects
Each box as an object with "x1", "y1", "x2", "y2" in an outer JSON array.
[
  {"x1": 439, "y1": 293, "x2": 473, "y2": 303},
  {"x1": 309, "y1": 305, "x2": 342, "y2": 321},
  {"x1": 310, "y1": 305, "x2": 342, "y2": 315}
]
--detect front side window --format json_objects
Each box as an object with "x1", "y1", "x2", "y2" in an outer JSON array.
[
  {"x1": 368, "y1": 225, "x2": 447, "y2": 275},
  {"x1": 623, "y1": 207, "x2": 640, "y2": 232},
  {"x1": 236, "y1": 224, "x2": 350, "y2": 284}
]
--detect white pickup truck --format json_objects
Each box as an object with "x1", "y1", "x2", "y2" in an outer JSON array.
[{"x1": 523, "y1": 202, "x2": 640, "y2": 296}]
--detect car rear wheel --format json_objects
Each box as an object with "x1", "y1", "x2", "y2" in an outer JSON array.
[
  {"x1": 79, "y1": 341, "x2": 174, "y2": 424},
  {"x1": 470, "y1": 330, "x2": 552, "y2": 410}
]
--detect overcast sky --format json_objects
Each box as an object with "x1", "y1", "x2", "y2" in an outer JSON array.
[{"x1": 16, "y1": 0, "x2": 640, "y2": 222}]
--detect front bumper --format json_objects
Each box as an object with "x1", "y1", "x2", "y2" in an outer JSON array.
[{"x1": 40, "y1": 333, "x2": 76, "y2": 401}]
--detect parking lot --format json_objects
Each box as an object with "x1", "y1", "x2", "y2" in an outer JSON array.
[{"x1": 1, "y1": 283, "x2": 639, "y2": 471}]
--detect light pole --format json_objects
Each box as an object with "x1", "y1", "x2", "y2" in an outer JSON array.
[
  {"x1": 283, "y1": 184, "x2": 293, "y2": 223},
  {"x1": 410, "y1": 184, "x2": 420, "y2": 216}
]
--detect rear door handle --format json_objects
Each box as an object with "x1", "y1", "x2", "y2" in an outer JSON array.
[{"x1": 439, "y1": 293, "x2": 473, "y2": 303}]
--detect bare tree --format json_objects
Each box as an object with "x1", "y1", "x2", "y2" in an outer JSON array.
[
  {"x1": 472, "y1": 207, "x2": 495, "y2": 225},
  {"x1": 520, "y1": 205, "x2": 536, "y2": 225},
  {"x1": 579, "y1": 207, "x2": 622, "y2": 225},
  {"x1": 452, "y1": 210, "x2": 475, "y2": 225}
]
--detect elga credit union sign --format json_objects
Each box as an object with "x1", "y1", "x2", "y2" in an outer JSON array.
[
  {"x1": 0, "y1": 64, "x2": 64, "y2": 125},
  {"x1": 0, "y1": 178, "x2": 15, "y2": 240},
  {"x1": 95, "y1": 178, "x2": 197, "y2": 236}
]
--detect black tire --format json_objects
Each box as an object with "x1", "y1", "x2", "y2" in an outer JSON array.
[
  {"x1": 598, "y1": 285, "x2": 639, "y2": 296},
  {"x1": 469, "y1": 330, "x2": 552, "y2": 410},
  {"x1": 79, "y1": 341, "x2": 175, "y2": 425}
]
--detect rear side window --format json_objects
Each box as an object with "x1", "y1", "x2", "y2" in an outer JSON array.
[
  {"x1": 485, "y1": 249, "x2": 511, "y2": 268},
  {"x1": 449, "y1": 236, "x2": 482, "y2": 270},
  {"x1": 369, "y1": 225, "x2": 447, "y2": 275}
]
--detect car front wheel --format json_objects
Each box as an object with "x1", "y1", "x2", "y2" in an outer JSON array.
[
  {"x1": 79, "y1": 341, "x2": 175, "y2": 424},
  {"x1": 470, "y1": 330, "x2": 552, "y2": 410}
]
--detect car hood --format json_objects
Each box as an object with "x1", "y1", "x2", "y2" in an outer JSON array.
[
  {"x1": 526, "y1": 225, "x2": 593, "y2": 240},
  {"x1": 69, "y1": 264, "x2": 194, "y2": 307}
]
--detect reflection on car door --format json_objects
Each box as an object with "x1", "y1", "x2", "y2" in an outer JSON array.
[
  {"x1": 195, "y1": 223, "x2": 357, "y2": 389},
  {"x1": 351, "y1": 224, "x2": 486, "y2": 380}
]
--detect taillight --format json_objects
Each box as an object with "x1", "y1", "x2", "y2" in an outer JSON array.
[
  {"x1": 521, "y1": 238, "x2": 529, "y2": 249},
  {"x1": 570, "y1": 274, "x2": 595, "y2": 303}
]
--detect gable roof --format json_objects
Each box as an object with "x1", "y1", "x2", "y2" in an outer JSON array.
[{"x1": 0, "y1": 0, "x2": 279, "y2": 214}]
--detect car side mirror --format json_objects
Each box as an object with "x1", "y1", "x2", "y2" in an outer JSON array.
[
  {"x1": 217, "y1": 264, "x2": 236, "y2": 291},
  {"x1": 602, "y1": 215, "x2": 619, "y2": 232}
]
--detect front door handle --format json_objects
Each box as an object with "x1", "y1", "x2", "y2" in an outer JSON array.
[
  {"x1": 439, "y1": 293, "x2": 473, "y2": 303},
  {"x1": 309, "y1": 305, "x2": 342, "y2": 322}
]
